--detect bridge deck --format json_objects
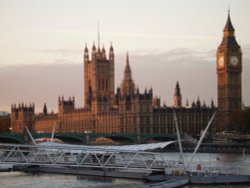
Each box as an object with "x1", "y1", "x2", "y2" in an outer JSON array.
[{"x1": 0, "y1": 143, "x2": 180, "y2": 171}]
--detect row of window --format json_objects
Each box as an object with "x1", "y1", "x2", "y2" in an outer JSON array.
[{"x1": 98, "y1": 79, "x2": 109, "y2": 91}]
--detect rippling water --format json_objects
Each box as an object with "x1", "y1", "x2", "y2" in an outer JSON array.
[
  {"x1": 164, "y1": 152, "x2": 250, "y2": 175},
  {"x1": 0, "y1": 172, "x2": 145, "y2": 188},
  {"x1": 0, "y1": 152, "x2": 250, "y2": 188}
]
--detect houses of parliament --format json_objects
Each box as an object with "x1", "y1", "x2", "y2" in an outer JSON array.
[{"x1": 10, "y1": 12, "x2": 242, "y2": 138}]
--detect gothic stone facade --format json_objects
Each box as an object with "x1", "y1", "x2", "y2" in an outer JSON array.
[
  {"x1": 10, "y1": 46, "x2": 215, "y2": 138},
  {"x1": 11, "y1": 13, "x2": 242, "y2": 136}
]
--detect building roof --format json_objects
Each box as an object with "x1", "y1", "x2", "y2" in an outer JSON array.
[
  {"x1": 219, "y1": 12, "x2": 240, "y2": 48},
  {"x1": 39, "y1": 141, "x2": 177, "y2": 152},
  {"x1": 220, "y1": 37, "x2": 240, "y2": 47},
  {"x1": 223, "y1": 12, "x2": 235, "y2": 32}
]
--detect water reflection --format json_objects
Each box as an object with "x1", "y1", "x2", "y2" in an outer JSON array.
[
  {"x1": 0, "y1": 152, "x2": 249, "y2": 188},
  {"x1": 163, "y1": 152, "x2": 250, "y2": 175},
  {"x1": 184, "y1": 185, "x2": 250, "y2": 188},
  {"x1": 0, "y1": 172, "x2": 145, "y2": 188}
]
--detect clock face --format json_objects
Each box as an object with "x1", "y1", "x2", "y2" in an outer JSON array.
[
  {"x1": 218, "y1": 56, "x2": 224, "y2": 68},
  {"x1": 230, "y1": 56, "x2": 239, "y2": 66}
]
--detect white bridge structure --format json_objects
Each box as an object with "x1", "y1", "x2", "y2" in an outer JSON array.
[
  {"x1": 0, "y1": 112, "x2": 218, "y2": 174},
  {"x1": 0, "y1": 142, "x2": 180, "y2": 172}
]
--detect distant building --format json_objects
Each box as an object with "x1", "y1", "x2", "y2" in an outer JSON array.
[
  {"x1": 10, "y1": 104, "x2": 34, "y2": 133},
  {"x1": 10, "y1": 12, "x2": 242, "y2": 137},
  {"x1": 10, "y1": 47, "x2": 214, "y2": 137},
  {"x1": 0, "y1": 111, "x2": 10, "y2": 132}
]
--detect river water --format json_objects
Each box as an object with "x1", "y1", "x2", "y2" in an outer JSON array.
[{"x1": 1, "y1": 152, "x2": 250, "y2": 188}]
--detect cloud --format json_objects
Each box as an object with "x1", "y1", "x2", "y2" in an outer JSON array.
[
  {"x1": 0, "y1": 63, "x2": 84, "y2": 113},
  {"x1": 35, "y1": 48, "x2": 82, "y2": 56},
  {"x1": 106, "y1": 32, "x2": 217, "y2": 41},
  {"x1": 121, "y1": 49, "x2": 216, "y2": 104},
  {"x1": 129, "y1": 48, "x2": 214, "y2": 67},
  {"x1": 1, "y1": 47, "x2": 249, "y2": 113}
]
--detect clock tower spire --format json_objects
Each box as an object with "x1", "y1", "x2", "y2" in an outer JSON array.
[{"x1": 216, "y1": 11, "x2": 242, "y2": 132}]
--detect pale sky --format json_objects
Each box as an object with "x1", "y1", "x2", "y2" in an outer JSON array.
[{"x1": 0, "y1": 0, "x2": 250, "y2": 112}]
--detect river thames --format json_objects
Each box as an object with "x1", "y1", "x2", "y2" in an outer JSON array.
[{"x1": 1, "y1": 152, "x2": 250, "y2": 188}]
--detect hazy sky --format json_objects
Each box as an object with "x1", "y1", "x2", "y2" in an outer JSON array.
[{"x1": 0, "y1": 0, "x2": 250, "y2": 112}]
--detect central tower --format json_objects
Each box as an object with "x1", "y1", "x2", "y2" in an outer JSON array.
[
  {"x1": 84, "y1": 43, "x2": 115, "y2": 113},
  {"x1": 216, "y1": 11, "x2": 242, "y2": 131}
]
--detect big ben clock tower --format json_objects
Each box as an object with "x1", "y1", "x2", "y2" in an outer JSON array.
[{"x1": 216, "y1": 11, "x2": 242, "y2": 132}]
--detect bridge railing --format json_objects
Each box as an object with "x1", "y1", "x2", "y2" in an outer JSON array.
[{"x1": 0, "y1": 143, "x2": 180, "y2": 171}]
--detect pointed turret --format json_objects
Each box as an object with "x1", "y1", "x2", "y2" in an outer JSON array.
[
  {"x1": 223, "y1": 11, "x2": 235, "y2": 32},
  {"x1": 92, "y1": 42, "x2": 97, "y2": 60},
  {"x1": 185, "y1": 98, "x2": 189, "y2": 108},
  {"x1": 219, "y1": 11, "x2": 240, "y2": 47},
  {"x1": 125, "y1": 53, "x2": 132, "y2": 76},
  {"x1": 136, "y1": 87, "x2": 140, "y2": 95},
  {"x1": 120, "y1": 53, "x2": 135, "y2": 96},
  {"x1": 84, "y1": 44, "x2": 88, "y2": 52},
  {"x1": 174, "y1": 81, "x2": 181, "y2": 96},
  {"x1": 84, "y1": 44, "x2": 89, "y2": 61},
  {"x1": 109, "y1": 42, "x2": 114, "y2": 61},
  {"x1": 163, "y1": 101, "x2": 167, "y2": 108},
  {"x1": 191, "y1": 100, "x2": 196, "y2": 108},
  {"x1": 115, "y1": 87, "x2": 121, "y2": 105},
  {"x1": 43, "y1": 103, "x2": 48, "y2": 115},
  {"x1": 211, "y1": 99, "x2": 215, "y2": 109},
  {"x1": 173, "y1": 81, "x2": 182, "y2": 108},
  {"x1": 196, "y1": 96, "x2": 201, "y2": 108},
  {"x1": 202, "y1": 100, "x2": 207, "y2": 108},
  {"x1": 102, "y1": 45, "x2": 106, "y2": 59},
  {"x1": 92, "y1": 42, "x2": 96, "y2": 51}
]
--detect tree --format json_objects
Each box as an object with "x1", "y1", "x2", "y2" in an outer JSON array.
[{"x1": 230, "y1": 107, "x2": 250, "y2": 134}]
